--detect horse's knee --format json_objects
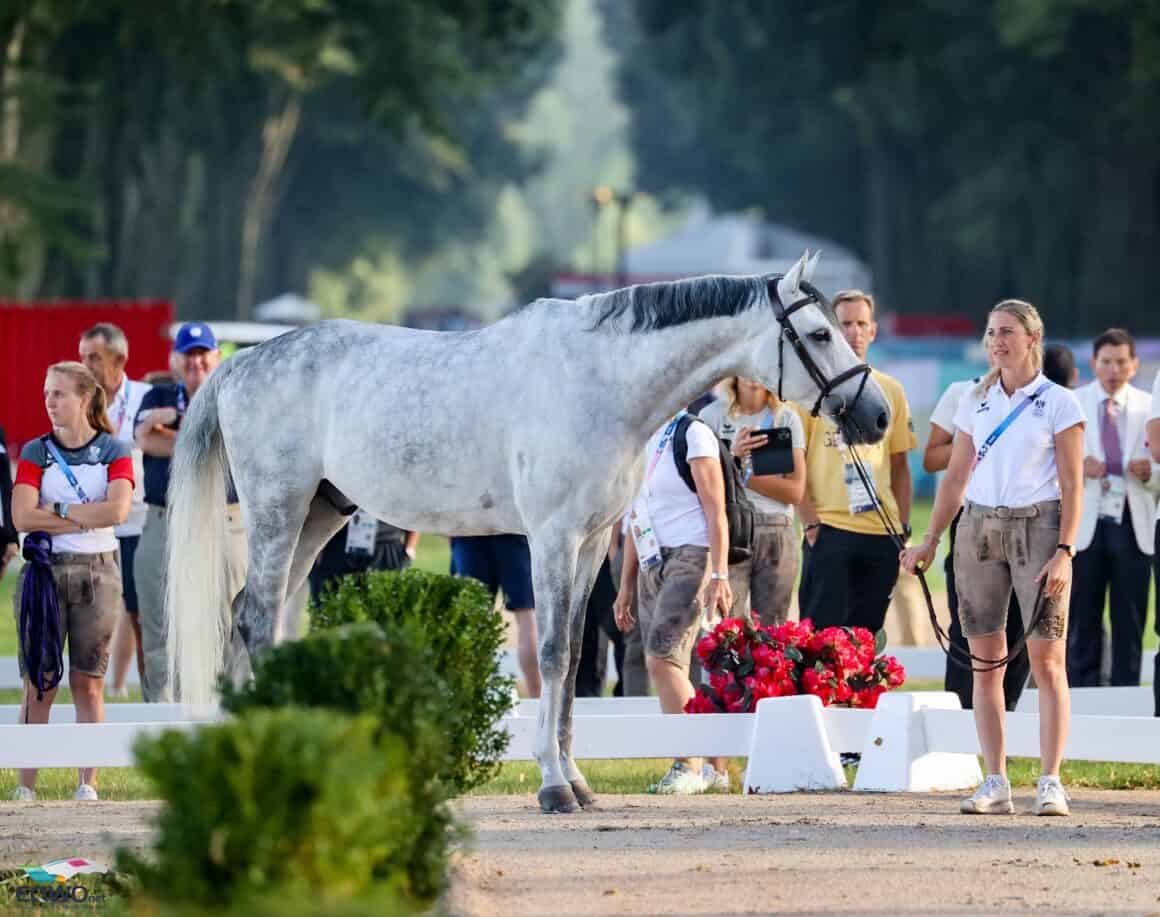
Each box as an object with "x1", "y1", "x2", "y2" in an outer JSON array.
[{"x1": 538, "y1": 638, "x2": 568, "y2": 680}]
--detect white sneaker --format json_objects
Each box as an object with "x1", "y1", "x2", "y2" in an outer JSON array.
[
  {"x1": 701, "y1": 764, "x2": 730, "y2": 792},
  {"x1": 961, "y1": 774, "x2": 1013, "y2": 814},
  {"x1": 74, "y1": 784, "x2": 99, "y2": 802},
  {"x1": 1034, "y1": 777, "x2": 1070, "y2": 816},
  {"x1": 11, "y1": 785, "x2": 36, "y2": 801},
  {"x1": 651, "y1": 761, "x2": 706, "y2": 795}
]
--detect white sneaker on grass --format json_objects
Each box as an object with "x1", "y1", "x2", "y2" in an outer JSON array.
[
  {"x1": 11, "y1": 785, "x2": 36, "y2": 802},
  {"x1": 650, "y1": 761, "x2": 706, "y2": 795},
  {"x1": 74, "y1": 784, "x2": 99, "y2": 802},
  {"x1": 961, "y1": 774, "x2": 1013, "y2": 814},
  {"x1": 1034, "y1": 777, "x2": 1069, "y2": 816},
  {"x1": 701, "y1": 764, "x2": 730, "y2": 792}
]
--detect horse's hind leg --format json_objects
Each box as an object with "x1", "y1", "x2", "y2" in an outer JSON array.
[
  {"x1": 558, "y1": 528, "x2": 611, "y2": 809},
  {"x1": 275, "y1": 492, "x2": 350, "y2": 638},
  {"x1": 529, "y1": 528, "x2": 581, "y2": 814}
]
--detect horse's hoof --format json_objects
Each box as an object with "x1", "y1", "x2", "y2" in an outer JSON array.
[
  {"x1": 570, "y1": 779, "x2": 598, "y2": 809},
  {"x1": 538, "y1": 784, "x2": 579, "y2": 814}
]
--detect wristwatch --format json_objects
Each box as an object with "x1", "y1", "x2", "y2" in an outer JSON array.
[
  {"x1": 1057, "y1": 543, "x2": 1076, "y2": 558},
  {"x1": 709, "y1": 572, "x2": 729, "y2": 581},
  {"x1": 902, "y1": 522, "x2": 912, "y2": 540},
  {"x1": 53, "y1": 502, "x2": 70, "y2": 520}
]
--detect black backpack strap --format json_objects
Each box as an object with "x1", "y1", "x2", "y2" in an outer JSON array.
[{"x1": 672, "y1": 414, "x2": 698, "y2": 492}]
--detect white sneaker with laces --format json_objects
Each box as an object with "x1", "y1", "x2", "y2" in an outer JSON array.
[
  {"x1": 11, "y1": 785, "x2": 36, "y2": 802},
  {"x1": 1034, "y1": 777, "x2": 1069, "y2": 816},
  {"x1": 701, "y1": 764, "x2": 730, "y2": 792},
  {"x1": 961, "y1": 774, "x2": 1013, "y2": 814},
  {"x1": 74, "y1": 783, "x2": 99, "y2": 802},
  {"x1": 651, "y1": 761, "x2": 706, "y2": 795}
]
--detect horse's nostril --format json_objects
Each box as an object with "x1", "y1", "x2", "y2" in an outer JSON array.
[{"x1": 876, "y1": 411, "x2": 889, "y2": 432}]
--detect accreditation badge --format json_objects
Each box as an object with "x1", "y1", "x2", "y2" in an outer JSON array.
[
  {"x1": 1099, "y1": 474, "x2": 1126, "y2": 523},
  {"x1": 629, "y1": 498, "x2": 663, "y2": 572},
  {"x1": 843, "y1": 461, "x2": 877, "y2": 514},
  {"x1": 345, "y1": 510, "x2": 378, "y2": 556}
]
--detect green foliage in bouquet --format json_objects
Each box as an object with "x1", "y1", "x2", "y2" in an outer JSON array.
[{"x1": 119, "y1": 708, "x2": 457, "y2": 913}]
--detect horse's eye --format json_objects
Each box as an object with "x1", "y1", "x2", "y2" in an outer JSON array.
[{"x1": 809, "y1": 329, "x2": 832, "y2": 343}]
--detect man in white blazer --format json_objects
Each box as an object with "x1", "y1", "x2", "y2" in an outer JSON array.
[
  {"x1": 1148, "y1": 368, "x2": 1160, "y2": 714},
  {"x1": 1068, "y1": 330, "x2": 1160, "y2": 687}
]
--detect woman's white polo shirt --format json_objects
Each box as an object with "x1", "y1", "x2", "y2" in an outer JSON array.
[{"x1": 952, "y1": 372, "x2": 1084, "y2": 508}]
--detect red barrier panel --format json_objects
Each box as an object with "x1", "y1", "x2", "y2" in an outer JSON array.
[{"x1": 0, "y1": 300, "x2": 173, "y2": 453}]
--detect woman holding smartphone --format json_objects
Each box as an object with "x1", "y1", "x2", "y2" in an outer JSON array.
[
  {"x1": 699, "y1": 378, "x2": 805, "y2": 624},
  {"x1": 901, "y1": 300, "x2": 1083, "y2": 817}
]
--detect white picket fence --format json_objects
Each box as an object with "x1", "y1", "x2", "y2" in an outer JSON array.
[{"x1": 3, "y1": 687, "x2": 1160, "y2": 793}]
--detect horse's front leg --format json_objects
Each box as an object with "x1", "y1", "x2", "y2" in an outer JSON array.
[
  {"x1": 530, "y1": 532, "x2": 581, "y2": 813},
  {"x1": 557, "y1": 529, "x2": 611, "y2": 809}
]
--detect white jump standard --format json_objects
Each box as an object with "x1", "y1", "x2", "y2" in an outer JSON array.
[{"x1": 164, "y1": 251, "x2": 891, "y2": 813}]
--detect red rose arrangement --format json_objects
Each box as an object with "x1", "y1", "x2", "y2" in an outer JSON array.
[{"x1": 685, "y1": 617, "x2": 905, "y2": 714}]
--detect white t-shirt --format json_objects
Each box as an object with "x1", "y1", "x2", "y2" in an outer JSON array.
[
  {"x1": 635, "y1": 417, "x2": 720, "y2": 548},
  {"x1": 108, "y1": 377, "x2": 151, "y2": 537},
  {"x1": 698, "y1": 400, "x2": 804, "y2": 517},
  {"x1": 952, "y1": 373, "x2": 1085, "y2": 508},
  {"x1": 929, "y1": 379, "x2": 976, "y2": 434},
  {"x1": 1150, "y1": 369, "x2": 1160, "y2": 423}
]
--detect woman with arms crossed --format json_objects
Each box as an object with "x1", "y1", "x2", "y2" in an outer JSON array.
[{"x1": 901, "y1": 301, "x2": 1084, "y2": 816}]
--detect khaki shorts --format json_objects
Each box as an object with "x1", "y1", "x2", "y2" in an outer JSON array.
[
  {"x1": 728, "y1": 514, "x2": 796, "y2": 625},
  {"x1": 14, "y1": 551, "x2": 123, "y2": 679},
  {"x1": 953, "y1": 501, "x2": 1067, "y2": 641},
  {"x1": 637, "y1": 545, "x2": 709, "y2": 667}
]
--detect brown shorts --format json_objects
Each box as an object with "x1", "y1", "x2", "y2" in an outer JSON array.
[
  {"x1": 13, "y1": 551, "x2": 123, "y2": 679},
  {"x1": 953, "y1": 501, "x2": 1067, "y2": 641},
  {"x1": 637, "y1": 544, "x2": 709, "y2": 667},
  {"x1": 728, "y1": 514, "x2": 797, "y2": 625}
]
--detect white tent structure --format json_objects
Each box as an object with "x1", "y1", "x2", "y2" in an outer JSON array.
[
  {"x1": 553, "y1": 209, "x2": 871, "y2": 299},
  {"x1": 252, "y1": 292, "x2": 322, "y2": 325}
]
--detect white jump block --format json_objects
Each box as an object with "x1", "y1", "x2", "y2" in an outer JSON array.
[
  {"x1": 854, "y1": 692, "x2": 981, "y2": 792},
  {"x1": 743, "y1": 695, "x2": 846, "y2": 793}
]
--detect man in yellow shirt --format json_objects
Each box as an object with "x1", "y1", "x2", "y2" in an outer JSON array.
[{"x1": 798, "y1": 290, "x2": 916, "y2": 634}]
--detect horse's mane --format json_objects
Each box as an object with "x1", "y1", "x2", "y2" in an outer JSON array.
[{"x1": 585, "y1": 274, "x2": 771, "y2": 332}]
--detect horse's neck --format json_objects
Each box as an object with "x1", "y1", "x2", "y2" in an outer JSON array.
[{"x1": 604, "y1": 315, "x2": 761, "y2": 435}]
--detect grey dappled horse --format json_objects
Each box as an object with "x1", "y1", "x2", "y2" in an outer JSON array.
[{"x1": 166, "y1": 251, "x2": 891, "y2": 813}]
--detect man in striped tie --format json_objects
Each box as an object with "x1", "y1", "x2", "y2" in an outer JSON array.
[{"x1": 1068, "y1": 329, "x2": 1160, "y2": 687}]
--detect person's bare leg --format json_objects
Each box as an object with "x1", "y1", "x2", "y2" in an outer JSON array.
[
  {"x1": 646, "y1": 655, "x2": 702, "y2": 774},
  {"x1": 968, "y1": 632, "x2": 1008, "y2": 776},
  {"x1": 1028, "y1": 639, "x2": 1069, "y2": 775},
  {"x1": 513, "y1": 609, "x2": 541, "y2": 698},
  {"x1": 70, "y1": 671, "x2": 105, "y2": 789},
  {"x1": 130, "y1": 613, "x2": 145, "y2": 683},
  {"x1": 17, "y1": 678, "x2": 59, "y2": 791}
]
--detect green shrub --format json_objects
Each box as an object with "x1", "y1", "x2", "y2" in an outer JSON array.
[
  {"x1": 119, "y1": 708, "x2": 457, "y2": 912},
  {"x1": 309, "y1": 568, "x2": 514, "y2": 791},
  {"x1": 221, "y1": 622, "x2": 453, "y2": 785}
]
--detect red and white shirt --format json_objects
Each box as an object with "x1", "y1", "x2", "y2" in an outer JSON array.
[{"x1": 15, "y1": 432, "x2": 134, "y2": 554}]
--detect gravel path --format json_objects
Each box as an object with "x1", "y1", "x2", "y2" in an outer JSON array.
[{"x1": 4, "y1": 792, "x2": 1159, "y2": 915}]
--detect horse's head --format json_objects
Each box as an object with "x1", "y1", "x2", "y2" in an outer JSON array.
[{"x1": 744, "y1": 251, "x2": 891, "y2": 445}]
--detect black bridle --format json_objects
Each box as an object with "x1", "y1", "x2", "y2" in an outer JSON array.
[{"x1": 769, "y1": 277, "x2": 871, "y2": 419}]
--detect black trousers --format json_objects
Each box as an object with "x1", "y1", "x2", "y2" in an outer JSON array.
[
  {"x1": 1068, "y1": 505, "x2": 1151, "y2": 687},
  {"x1": 308, "y1": 527, "x2": 410, "y2": 603},
  {"x1": 575, "y1": 557, "x2": 619, "y2": 697},
  {"x1": 798, "y1": 526, "x2": 899, "y2": 633},
  {"x1": 943, "y1": 511, "x2": 1030, "y2": 711}
]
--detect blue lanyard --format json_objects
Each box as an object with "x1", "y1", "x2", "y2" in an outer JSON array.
[
  {"x1": 646, "y1": 412, "x2": 686, "y2": 483},
  {"x1": 111, "y1": 380, "x2": 132, "y2": 433},
  {"x1": 43, "y1": 438, "x2": 92, "y2": 504},
  {"x1": 975, "y1": 382, "x2": 1051, "y2": 464}
]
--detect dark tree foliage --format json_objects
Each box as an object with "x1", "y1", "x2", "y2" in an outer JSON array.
[{"x1": 609, "y1": 0, "x2": 1160, "y2": 334}]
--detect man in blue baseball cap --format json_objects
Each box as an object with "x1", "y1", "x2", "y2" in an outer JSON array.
[{"x1": 131, "y1": 322, "x2": 235, "y2": 701}]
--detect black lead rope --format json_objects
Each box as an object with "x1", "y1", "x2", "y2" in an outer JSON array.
[{"x1": 842, "y1": 416, "x2": 1048, "y2": 674}]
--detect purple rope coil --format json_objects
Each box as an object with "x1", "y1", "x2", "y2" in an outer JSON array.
[{"x1": 19, "y1": 532, "x2": 63, "y2": 702}]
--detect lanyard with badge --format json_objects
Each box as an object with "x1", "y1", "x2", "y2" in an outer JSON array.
[
  {"x1": 43, "y1": 440, "x2": 92, "y2": 504},
  {"x1": 1099, "y1": 475, "x2": 1126, "y2": 523},
  {"x1": 833, "y1": 421, "x2": 878, "y2": 514},
  {"x1": 630, "y1": 413, "x2": 685, "y2": 571}
]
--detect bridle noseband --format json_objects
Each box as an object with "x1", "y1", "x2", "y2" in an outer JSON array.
[{"x1": 771, "y1": 277, "x2": 871, "y2": 419}]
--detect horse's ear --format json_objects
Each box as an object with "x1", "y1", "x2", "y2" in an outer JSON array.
[
  {"x1": 776, "y1": 251, "x2": 808, "y2": 304},
  {"x1": 803, "y1": 250, "x2": 821, "y2": 284}
]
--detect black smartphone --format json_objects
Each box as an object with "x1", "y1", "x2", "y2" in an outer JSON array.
[{"x1": 749, "y1": 427, "x2": 794, "y2": 476}]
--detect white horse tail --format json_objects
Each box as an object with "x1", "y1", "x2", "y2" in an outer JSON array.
[{"x1": 165, "y1": 363, "x2": 235, "y2": 706}]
